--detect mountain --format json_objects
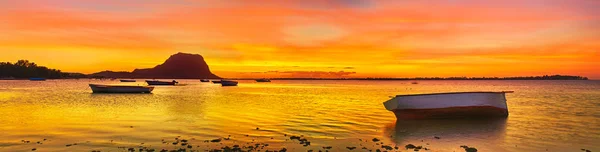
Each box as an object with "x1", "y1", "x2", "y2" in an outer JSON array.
[{"x1": 91, "y1": 53, "x2": 221, "y2": 79}]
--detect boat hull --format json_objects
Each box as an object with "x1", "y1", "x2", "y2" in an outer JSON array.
[
  {"x1": 212, "y1": 81, "x2": 222, "y2": 84},
  {"x1": 221, "y1": 81, "x2": 238, "y2": 86},
  {"x1": 146, "y1": 80, "x2": 177, "y2": 85},
  {"x1": 255, "y1": 79, "x2": 271, "y2": 82},
  {"x1": 384, "y1": 92, "x2": 509, "y2": 119},
  {"x1": 29, "y1": 78, "x2": 46, "y2": 81},
  {"x1": 89, "y1": 84, "x2": 154, "y2": 93},
  {"x1": 120, "y1": 79, "x2": 136, "y2": 82},
  {"x1": 200, "y1": 79, "x2": 210, "y2": 82}
]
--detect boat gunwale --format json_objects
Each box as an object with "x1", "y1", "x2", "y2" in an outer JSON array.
[{"x1": 395, "y1": 91, "x2": 513, "y2": 97}]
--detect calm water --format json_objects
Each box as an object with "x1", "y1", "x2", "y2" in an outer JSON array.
[{"x1": 0, "y1": 80, "x2": 599, "y2": 152}]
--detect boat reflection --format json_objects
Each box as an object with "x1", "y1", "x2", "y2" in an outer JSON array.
[{"x1": 384, "y1": 118, "x2": 507, "y2": 143}]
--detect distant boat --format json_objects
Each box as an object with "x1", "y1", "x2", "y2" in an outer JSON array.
[
  {"x1": 255, "y1": 78, "x2": 271, "y2": 82},
  {"x1": 383, "y1": 91, "x2": 512, "y2": 119},
  {"x1": 221, "y1": 80, "x2": 238, "y2": 86},
  {"x1": 89, "y1": 84, "x2": 154, "y2": 93},
  {"x1": 411, "y1": 82, "x2": 419, "y2": 84},
  {"x1": 200, "y1": 79, "x2": 210, "y2": 82},
  {"x1": 212, "y1": 80, "x2": 222, "y2": 84},
  {"x1": 120, "y1": 79, "x2": 136, "y2": 82},
  {"x1": 146, "y1": 80, "x2": 178, "y2": 85},
  {"x1": 29, "y1": 78, "x2": 46, "y2": 81},
  {"x1": 0, "y1": 77, "x2": 16, "y2": 80}
]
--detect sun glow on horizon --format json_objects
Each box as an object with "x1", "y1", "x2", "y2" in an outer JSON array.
[{"x1": 1, "y1": 0, "x2": 599, "y2": 78}]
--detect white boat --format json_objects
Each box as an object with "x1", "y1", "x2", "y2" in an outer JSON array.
[
  {"x1": 89, "y1": 84, "x2": 154, "y2": 93},
  {"x1": 383, "y1": 91, "x2": 512, "y2": 119}
]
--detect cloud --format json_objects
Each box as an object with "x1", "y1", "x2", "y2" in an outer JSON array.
[
  {"x1": 0, "y1": 0, "x2": 598, "y2": 78},
  {"x1": 282, "y1": 23, "x2": 347, "y2": 46}
]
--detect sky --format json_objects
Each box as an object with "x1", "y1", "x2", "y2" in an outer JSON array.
[{"x1": 0, "y1": 0, "x2": 599, "y2": 78}]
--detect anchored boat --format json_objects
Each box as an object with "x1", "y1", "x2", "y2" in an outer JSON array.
[
  {"x1": 221, "y1": 80, "x2": 238, "y2": 86},
  {"x1": 120, "y1": 79, "x2": 136, "y2": 82},
  {"x1": 146, "y1": 80, "x2": 178, "y2": 85},
  {"x1": 200, "y1": 79, "x2": 210, "y2": 82},
  {"x1": 89, "y1": 84, "x2": 154, "y2": 93},
  {"x1": 255, "y1": 78, "x2": 271, "y2": 82},
  {"x1": 212, "y1": 80, "x2": 222, "y2": 84},
  {"x1": 29, "y1": 78, "x2": 46, "y2": 81},
  {"x1": 383, "y1": 91, "x2": 512, "y2": 119}
]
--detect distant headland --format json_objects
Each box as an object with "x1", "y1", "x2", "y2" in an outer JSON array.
[
  {"x1": 0, "y1": 60, "x2": 85, "y2": 79},
  {"x1": 0, "y1": 53, "x2": 591, "y2": 80},
  {"x1": 89, "y1": 52, "x2": 221, "y2": 79}
]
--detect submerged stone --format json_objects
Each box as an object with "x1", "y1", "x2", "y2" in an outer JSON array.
[
  {"x1": 465, "y1": 147, "x2": 478, "y2": 152},
  {"x1": 290, "y1": 136, "x2": 301, "y2": 140},
  {"x1": 382, "y1": 145, "x2": 393, "y2": 150}
]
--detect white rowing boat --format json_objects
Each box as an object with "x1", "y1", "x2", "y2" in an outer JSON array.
[{"x1": 383, "y1": 91, "x2": 512, "y2": 119}]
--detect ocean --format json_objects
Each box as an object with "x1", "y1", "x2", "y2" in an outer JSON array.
[{"x1": 0, "y1": 80, "x2": 598, "y2": 152}]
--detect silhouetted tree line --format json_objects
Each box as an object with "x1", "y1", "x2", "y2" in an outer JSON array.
[{"x1": 0, "y1": 60, "x2": 86, "y2": 79}]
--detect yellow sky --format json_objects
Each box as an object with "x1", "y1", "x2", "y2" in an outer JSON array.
[{"x1": 1, "y1": 0, "x2": 599, "y2": 78}]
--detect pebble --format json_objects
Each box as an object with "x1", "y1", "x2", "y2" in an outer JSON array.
[
  {"x1": 460, "y1": 145, "x2": 478, "y2": 152},
  {"x1": 381, "y1": 145, "x2": 393, "y2": 150}
]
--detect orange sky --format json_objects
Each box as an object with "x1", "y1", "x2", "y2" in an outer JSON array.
[{"x1": 1, "y1": 0, "x2": 599, "y2": 78}]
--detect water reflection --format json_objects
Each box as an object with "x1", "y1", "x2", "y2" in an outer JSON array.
[{"x1": 384, "y1": 118, "x2": 507, "y2": 143}]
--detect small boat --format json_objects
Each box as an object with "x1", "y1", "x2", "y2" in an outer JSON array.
[
  {"x1": 29, "y1": 78, "x2": 46, "y2": 81},
  {"x1": 383, "y1": 91, "x2": 512, "y2": 119},
  {"x1": 200, "y1": 79, "x2": 210, "y2": 82},
  {"x1": 146, "y1": 80, "x2": 178, "y2": 85},
  {"x1": 411, "y1": 82, "x2": 419, "y2": 84},
  {"x1": 212, "y1": 80, "x2": 222, "y2": 84},
  {"x1": 255, "y1": 78, "x2": 271, "y2": 82},
  {"x1": 120, "y1": 79, "x2": 136, "y2": 82},
  {"x1": 0, "y1": 77, "x2": 16, "y2": 80},
  {"x1": 89, "y1": 84, "x2": 154, "y2": 93},
  {"x1": 221, "y1": 80, "x2": 238, "y2": 86}
]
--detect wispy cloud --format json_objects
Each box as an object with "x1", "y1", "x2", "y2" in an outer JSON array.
[{"x1": 0, "y1": 0, "x2": 598, "y2": 78}]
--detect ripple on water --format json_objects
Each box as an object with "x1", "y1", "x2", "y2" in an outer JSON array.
[{"x1": 0, "y1": 80, "x2": 599, "y2": 151}]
